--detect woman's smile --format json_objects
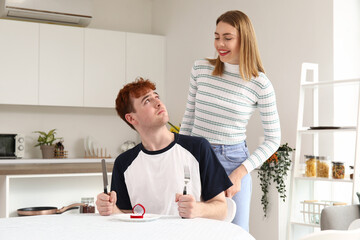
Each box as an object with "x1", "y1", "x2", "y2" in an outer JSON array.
[{"x1": 218, "y1": 49, "x2": 230, "y2": 56}]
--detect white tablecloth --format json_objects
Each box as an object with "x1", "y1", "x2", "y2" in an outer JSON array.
[{"x1": 0, "y1": 214, "x2": 255, "y2": 240}]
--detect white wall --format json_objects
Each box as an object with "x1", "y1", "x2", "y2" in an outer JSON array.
[
  {"x1": 88, "y1": 0, "x2": 152, "y2": 33},
  {"x1": 151, "y1": 1, "x2": 333, "y2": 239},
  {"x1": 333, "y1": 0, "x2": 360, "y2": 80},
  {"x1": 333, "y1": 0, "x2": 360, "y2": 205}
]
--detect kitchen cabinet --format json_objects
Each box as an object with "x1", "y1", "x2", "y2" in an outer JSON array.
[
  {"x1": 287, "y1": 63, "x2": 360, "y2": 239},
  {"x1": 84, "y1": 29, "x2": 126, "y2": 108},
  {"x1": 126, "y1": 33, "x2": 166, "y2": 99},
  {"x1": 0, "y1": 159, "x2": 114, "y2": 218},
  {"x1": 0, "y1": 20, "x2": 39, "y2": 105},
  {"x1": 39, "y1": 24, "x2": 84, "y2": 107},
  {"x1": 0, "y1": 20, "x2": 165, "y2": 108}
]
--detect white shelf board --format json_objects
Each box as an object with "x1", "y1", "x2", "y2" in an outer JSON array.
[
  {"x1": 0, "y1": 158, "x2": 115, "y2": 165},
  {"x1": 295, "y1": 176, "x2": 354, "y2": 183},
  {"x1": 291, "y1": 221, "x2": 320, "y2": 228},
  {"x1": 298, "y1": 127, "x2": 356, "y2": 134},
  {"x1": 301, "y1": 78, "x2": 360, "y2": 88},
  {"x1": 6, "y1": 172, "x2": 112, "y2": 178}
]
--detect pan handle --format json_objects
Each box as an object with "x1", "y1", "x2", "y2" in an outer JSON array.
[{"x1": 57, "y1": 203, "x2": 87, "y2": 214}]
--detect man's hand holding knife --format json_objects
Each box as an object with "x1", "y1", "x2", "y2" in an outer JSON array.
[{"x1": 96, "y1": 159, "x2": 120, "y2": 216}]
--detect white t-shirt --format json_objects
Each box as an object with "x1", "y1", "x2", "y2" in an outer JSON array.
[{"x1": 111, "y1": 133, "x2": 232, "y2": 215}]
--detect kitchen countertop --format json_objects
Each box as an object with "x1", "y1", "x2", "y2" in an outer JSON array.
[
  {"x1": 0, "y1": 158, "x2": 115, "y2": 164},
  {"x1": 0, "y1": 158, "x2": 115, "y2": 175}
]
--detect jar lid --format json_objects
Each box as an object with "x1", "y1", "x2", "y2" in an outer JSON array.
[
  {"x1": 304, "y1": 155, "x2": 330, "y2": 160},
  {"x1": 332, "y1": 161, "x2": 344, "y2": 165}
]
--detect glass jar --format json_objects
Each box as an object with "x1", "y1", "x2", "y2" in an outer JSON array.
[
  {"x1": 332, "y1": 162, "x2": 345, "y2": 179},
  {"x1": 80, "y1": 197, "x2": 95, "y2": 213},
  {"x1": 316, "y1": 156, "x2": 330, "y2": 178},
  {"x1": 305, "y1": 155, "x2": 316, "y2": 177}
]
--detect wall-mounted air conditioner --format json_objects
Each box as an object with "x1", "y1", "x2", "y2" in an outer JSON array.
[{"x1": 0, "y1": 0, "x2": 93, "y2": 27}]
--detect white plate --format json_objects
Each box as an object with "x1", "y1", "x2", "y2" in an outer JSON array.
[
  {"x1": 92, "y1": 141, "x2": 98, "y2": 155},
  {"x1": 114, "y1": 214, "x2": 161, "y2": 222},
  {"x1": 84, "y1": 137, "x2": 89, "y2": 155},
  {"x1": 87, "y1": 136, "x2": 93, "y2": 156}
]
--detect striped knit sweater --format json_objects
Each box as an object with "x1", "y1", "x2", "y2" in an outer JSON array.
[{"x1": 180, "y1": 59, "x2": 281, "y2": 173}]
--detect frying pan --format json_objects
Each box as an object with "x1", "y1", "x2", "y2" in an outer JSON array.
[{"x1": 17, "y1": 203, "x2": 86, "y2": 216}]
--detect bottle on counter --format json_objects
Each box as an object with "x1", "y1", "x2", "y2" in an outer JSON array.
[{"x1": 80, "y1": 197, "x2": 95, "y2": 213}]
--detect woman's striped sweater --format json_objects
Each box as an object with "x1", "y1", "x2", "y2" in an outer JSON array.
[{"x1": 180, "y1": 59, "x2": 281, "y2": 172}]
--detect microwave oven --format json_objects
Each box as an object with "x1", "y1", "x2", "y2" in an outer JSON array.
[{"x1": 0, "y1": 134, "x2": 25, "y2": 159}]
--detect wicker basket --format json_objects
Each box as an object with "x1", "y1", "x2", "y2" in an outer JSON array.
[
  {"x1": 54, "y1": 150, "x2": 68, "y2": 159},
  {"x1": 300, "y1": 200, "x2": 332, "y2": 224}
]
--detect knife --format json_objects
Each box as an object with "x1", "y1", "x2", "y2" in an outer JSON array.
[{"x1": 101, "y1": 159, "x2": 108, "y2": 194}]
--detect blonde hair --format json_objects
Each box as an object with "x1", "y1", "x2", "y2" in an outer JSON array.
[{"x1": 208, "y1": 10, "x2": 265, "y2": 80}]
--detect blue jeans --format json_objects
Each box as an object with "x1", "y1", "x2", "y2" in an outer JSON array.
[{"x1": 212, "y1": 142, "x2": 252, "y2": 231}]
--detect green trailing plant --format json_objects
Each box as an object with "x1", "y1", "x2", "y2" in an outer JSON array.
[
  {"x1": 34, "y1": 129, "x2": 62, "y2": 147},
  {"x1": 257, "y1": 143, "x2": 294, "y2": 217}
]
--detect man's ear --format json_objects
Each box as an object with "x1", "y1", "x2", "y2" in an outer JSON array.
[{"x1": 125, "y1": 113, "x2": 136, "y2": 126}]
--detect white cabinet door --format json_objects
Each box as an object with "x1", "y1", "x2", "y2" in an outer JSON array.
[
  {"x1": 0, "y1": 20, "x2": 39, "y2": 105},
  {"x1": 39, "y1": 24, "x2": 84, "y2": 107},
  {"x1": 126, "y1": 33, "x2": 166, "y2": 99},
  {"x1": 84, "y1": 29, "x2": 126, "y2": 108}
]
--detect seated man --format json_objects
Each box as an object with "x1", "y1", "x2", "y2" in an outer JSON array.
[{"x1": 96, "y1": 78, "x2": 232, "y2": 220}]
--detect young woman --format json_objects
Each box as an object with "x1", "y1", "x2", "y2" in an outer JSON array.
[{"x1": 180, "y1": 10, "x2": 281, "y2": 231}]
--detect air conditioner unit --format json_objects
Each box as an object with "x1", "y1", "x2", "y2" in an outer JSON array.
[{"x1": 0, "y1": 0, "x2": 93, "y2": 27}]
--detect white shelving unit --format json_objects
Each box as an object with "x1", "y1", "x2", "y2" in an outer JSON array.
[{"x1": 287, "y1": 63, "x2": 360, "y2": 239}]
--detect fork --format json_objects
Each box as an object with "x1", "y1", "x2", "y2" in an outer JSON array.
[{"x1": 183, "y1": 165, "x2": 190, "y2": 195}]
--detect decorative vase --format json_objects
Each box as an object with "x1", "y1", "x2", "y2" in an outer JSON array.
[{"x1": 40, "y1": 145, "x2": 55, "y2": 159}]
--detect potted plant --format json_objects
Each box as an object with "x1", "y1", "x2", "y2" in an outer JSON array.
[
  {"x1": 34, "y1": 129, "x2": 62, "y2": 159},
  {"x1": 257, "y1": 143, "x2": 294, "y2": 217}
]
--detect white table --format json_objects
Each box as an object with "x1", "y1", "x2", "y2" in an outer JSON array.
[{"x1": 0, "y1": 214, "x2": 255, "y2": 240}]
